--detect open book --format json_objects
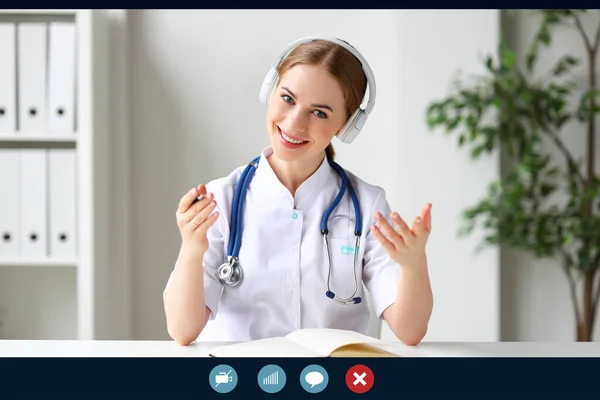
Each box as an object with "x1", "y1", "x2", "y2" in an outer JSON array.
[{"x1": 208, "y1": 328, "x2": 401, "y2": 357}]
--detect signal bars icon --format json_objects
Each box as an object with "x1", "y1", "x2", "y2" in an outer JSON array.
[{"x1": 263, "y1": 370, "x2": 279, "y2": 385}]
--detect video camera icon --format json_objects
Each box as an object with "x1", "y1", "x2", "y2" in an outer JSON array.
[
  {"x1": 215, "y1": 370, "x2": 233, "y2": 386},
  {"x1": 209, "y1": 364, "x2": 238, "y2": 393}
]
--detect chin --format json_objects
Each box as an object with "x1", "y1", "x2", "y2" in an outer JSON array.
[{"x1": 271, "y1": 140, "x2": 303, "y2": 163}]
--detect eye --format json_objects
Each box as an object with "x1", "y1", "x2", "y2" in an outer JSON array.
[
  {"x1": 314, "y1": 110, "x2": 328, "y2": 119},
  {"x1": 281, "y1": 95, "x2": 294, "y2": 104}
]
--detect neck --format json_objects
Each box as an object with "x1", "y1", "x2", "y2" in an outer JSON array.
[{"x1": 267, "y1": 151, "x2": 326, "y2": 197}]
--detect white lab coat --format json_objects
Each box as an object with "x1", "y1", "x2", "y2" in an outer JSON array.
[{"x1": 164, "y1": 146, "x2": 399, "y2": 341}]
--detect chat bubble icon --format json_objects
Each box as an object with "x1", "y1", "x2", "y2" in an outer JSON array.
[{"x1": 305, "y1": 371, "x2": 324, "y2": 388}]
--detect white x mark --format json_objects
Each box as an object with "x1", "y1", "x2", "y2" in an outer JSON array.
[{"x1": 353, "y1": 372, "x2": 367, "y2": 386}]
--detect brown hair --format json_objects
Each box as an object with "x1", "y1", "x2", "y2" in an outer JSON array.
[{"x1": 276, "y1": 39, "x2": 368, "y2": 160}]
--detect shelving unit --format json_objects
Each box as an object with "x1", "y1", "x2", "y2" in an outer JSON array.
[
  {"x1": 0, "y1": 134, "x2": 76, "y2": 143},
  {"x1": 0, "y1": 9, "x2": 120, "y2": 340},
  {"x1": 0, "y1": 259, "x2": 78, "y2": 268}
]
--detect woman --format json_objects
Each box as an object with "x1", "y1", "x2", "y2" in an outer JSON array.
[{"x1": 163, "y1": 37, "x2": 433, "y2": 346}]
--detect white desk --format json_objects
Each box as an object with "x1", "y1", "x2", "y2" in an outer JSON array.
[{"x1": 0, "y1": 340, "x2": 599, "y2": 357}]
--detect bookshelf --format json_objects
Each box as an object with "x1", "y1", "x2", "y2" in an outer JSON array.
[
  {"x1": 0, "y1": 9, "x2": 127, "y2": 340},
  {"x1": 0, "y1": 134, "x2": 77, "y2": 143}
]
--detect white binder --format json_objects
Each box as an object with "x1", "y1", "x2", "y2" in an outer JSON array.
[
  {"x1": 0, "y1": 23, "x2": 16, "y2": 134},
  {"x1": 17, "y1": 22, "x2": 48, "y2": 134},
  {"x1": 19, "y1": 149, "x2": 47, "y2": 257},
  {"x1": 47, "y1": 22, "x2": 76, "y2": 134},
  {"x1": 48, "y1": 149, "x2": 77, "y2": 257},
  {"x1": 0, "y1": 150, "x2": 20, "y2": 257}
]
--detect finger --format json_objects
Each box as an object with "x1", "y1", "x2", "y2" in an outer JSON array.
[
  {"x1": 374, "y1": 212, "x2": 404, "y2": 249},
  {"x1": 423, "y1": 203, "x2": 432, "y2": 233},
  {"x1": 412, "y1": 203, "x2": 432, "y2": 233},
  {"x1": 177, "y1": 194, "x2": 213, "y2": 228},
  {"x1": 189, "y1": 199, "x2": 218, "y2": 229},
  {"x1": 182, "y1": 192, "x2": 214, "y2": 223},
  {"x1": 370, "y1": 224, "x2": 396, "y2": 254},
  {"x1": 194, "y1": 210, "x2": 220, "y2": 236},
  {"x1": 191, "y1": 183, "x2": 209, "y2": 205},
  {"x1": 191, "y1": 193, "x2": 205, "y2": 206},
  {"x1": 412, "y1": 215, "x2": 427, "y2": 237},
  {"x1": 177, "y1": 185, "x2": 207, "y2": 214},
  {"x1": 390, "y1": 212, "x2": 415, "y2": 246},
  {"x1": 177, "y1": 187, "x2": 198, "y2": 214}
]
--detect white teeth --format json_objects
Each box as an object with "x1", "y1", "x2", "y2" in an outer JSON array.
[{"x1": 280, "y1": 129, "x2": 304, "y2": 144}]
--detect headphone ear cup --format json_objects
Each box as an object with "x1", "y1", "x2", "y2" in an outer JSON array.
[
  {"x1": 259, "y1": 67, "x2": 279, "y2": 104},
  {"x1": 336, "y1": 110, "x2": 366, "y2": 144}
]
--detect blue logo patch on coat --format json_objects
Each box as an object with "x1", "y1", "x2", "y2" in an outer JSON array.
[{"x1": 341, "y1": 246, "x2": 357, "y2": 255}]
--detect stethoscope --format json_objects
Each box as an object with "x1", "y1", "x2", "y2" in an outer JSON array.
[{"x1": 217, "y1": 155, "x2": 363, "y2": 305}]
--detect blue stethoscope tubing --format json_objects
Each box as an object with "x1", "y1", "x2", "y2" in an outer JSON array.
[{"x1": 216, "y1": 155, "x2": 363, "y2": 305}]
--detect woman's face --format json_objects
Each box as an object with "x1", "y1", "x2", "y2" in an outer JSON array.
[{"x1": 266, "y1": 64, "x2": 348, "y2": 163}]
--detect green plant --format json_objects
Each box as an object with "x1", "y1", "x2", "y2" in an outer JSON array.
[{"x1": 426, "y1": 10, "x2": 600, "y2": 341}]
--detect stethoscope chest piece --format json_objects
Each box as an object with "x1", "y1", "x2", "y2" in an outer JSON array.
[{"x1": 218, "y1": 257, "x2": 243, "y2": 287}]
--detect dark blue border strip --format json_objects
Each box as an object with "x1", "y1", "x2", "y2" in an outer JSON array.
[
  {"x1": 1, "y1": 357, "x2": 600, "y2": 397},
  {"x1": 0, "y1": 5, "x2": 582, "y2": 10}
]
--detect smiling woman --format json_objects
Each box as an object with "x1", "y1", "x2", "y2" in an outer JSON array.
[
  {"x1": 266, "y1": 62, "x2": 350, "y2": 190},
  {"x1": 266, "y1": 39, "x2": 367, "y2": 168},
  {"x1": 163, "y1": 37, "x2": 434, "y2": 347}
]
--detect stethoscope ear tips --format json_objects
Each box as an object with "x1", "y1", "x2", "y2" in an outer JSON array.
[
  {"x1": 325, "y1": 291, "x2": 335, "y2": 299},
  {"x1": 353, "y1": 297, "x2": 362, "y2": 304}
]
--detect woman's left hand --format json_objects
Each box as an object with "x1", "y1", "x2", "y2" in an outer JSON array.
[{"x1": 371, "y1": 203, "x2": 432, "y2": 269}]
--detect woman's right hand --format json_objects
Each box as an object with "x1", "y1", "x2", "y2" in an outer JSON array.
[{"x1": 176, "y1": 184, "x2": 219, "y2": 257}]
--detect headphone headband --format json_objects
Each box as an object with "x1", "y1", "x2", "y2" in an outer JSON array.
[{"x1": 259, "y1": 36, "x2": 377, "y2": 144}]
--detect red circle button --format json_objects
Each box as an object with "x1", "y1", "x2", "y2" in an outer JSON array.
[{"x1": 345, "y1": 364, "x2": 374, "y2": 394}]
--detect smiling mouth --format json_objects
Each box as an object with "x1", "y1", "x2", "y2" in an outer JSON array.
[{"x1": 278, "y1": 126, "x2": 307, "y2": 145}]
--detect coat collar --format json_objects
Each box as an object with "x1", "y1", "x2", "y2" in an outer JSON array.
[{"x1": 251, "y1": 145, "x2": 337, "y2": 210}]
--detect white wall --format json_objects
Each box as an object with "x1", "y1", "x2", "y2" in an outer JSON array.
[
  {"x1": 391, "y1": 10, "x2": 500, "y2": 341},
  {"x1": 500, "y1": 11, "x2": 600, "y2": 341},
  {"x1": 0, "y1": 268, "x2": 77, "y2": 339},
  {"x1": 127, "y1": 9, "x2": 501, "y2": 342}
]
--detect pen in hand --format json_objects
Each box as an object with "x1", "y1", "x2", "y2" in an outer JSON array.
[{"x1": 191, "y1": 193, "x2": 204, "y2": 205}]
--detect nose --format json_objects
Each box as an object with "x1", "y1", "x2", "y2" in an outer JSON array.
[{"x1": 285, "y1": 107, "x2": 308, "y2": 133}]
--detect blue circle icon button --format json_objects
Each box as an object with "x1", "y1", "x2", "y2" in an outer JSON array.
[
  {"x1": 209, "y1": 364, "x2": 238, "y2": 393},
  {"x1": 300, "y1": 364, "x2": 329, "y2": 393},
  {"x1": 258, "y1": 364, "x2": 287, "y2": 393}
]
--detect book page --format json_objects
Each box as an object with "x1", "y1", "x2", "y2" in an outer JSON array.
[
  {"x1": 285, "y1": 328, "x2": 386, "y2": 357},
  {"x1": 329, "y1": 343, "x2": 400, "y2": 357},
  {"x1": 209, "y1": 337, "x2": 323, "y2": 358}
]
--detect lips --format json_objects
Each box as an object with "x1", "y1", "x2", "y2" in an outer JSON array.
[
  {"x1": 278, "y1": 126, "x2": 306, "y2": 143},
  {"x1": 277, "y1": 126, "x2": 308, "y2": 148}
]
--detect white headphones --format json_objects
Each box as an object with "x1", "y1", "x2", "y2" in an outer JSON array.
[{"x1": 258, "y1": 36, "x2": 377, "y2": 145}]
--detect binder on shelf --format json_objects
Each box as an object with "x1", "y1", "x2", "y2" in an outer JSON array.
[
  {"x1": 0, "y1": 150, "x2": 20, "y2": 257},
  {"x1": 19, "y1": 149, "x2": 47, "y2": 257},
  {"x1": 48, "y1": 149, "x2": 77, "y2": 258},
  {"x1": 17, "y1": 22, "x2": 48, "y2": 135},
  {"x1": 0, "y1": 23, "x2": 17, "y2": 134},
  {"x1": 47, "y1": 22, "x2": 76, "y2": 135}
]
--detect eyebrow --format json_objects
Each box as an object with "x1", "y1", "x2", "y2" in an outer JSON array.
[{"x1": 281, "y1": 87, "x2": 335, "y2": 113}]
